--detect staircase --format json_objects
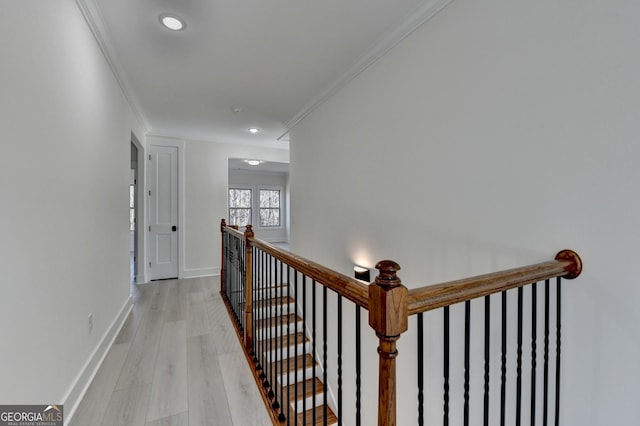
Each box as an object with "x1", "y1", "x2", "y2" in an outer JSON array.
[
  {"x1": 253, "y1": 283, "x2": 338, "y2": 425},
  {"x1": 222, "y1": 222, "x2": 583, "y2": 426}
]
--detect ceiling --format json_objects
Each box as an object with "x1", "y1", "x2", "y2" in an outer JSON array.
[{"x1": 81, "y1": 0, "x2": 450, "y2": 149}]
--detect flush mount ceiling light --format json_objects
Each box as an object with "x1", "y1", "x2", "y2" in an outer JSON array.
[
  {"x1": 160, "y1": 14, "x2": 185, "y2": 31},
  {"x1": 245, "y1": 160, "x2": 262, "y2": 166},
  {"x1": 248, "y1": 127, "x2": 259, "y2": 134}
]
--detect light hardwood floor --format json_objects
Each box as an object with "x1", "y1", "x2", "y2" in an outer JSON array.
[{"x1": 70, "y1": 276, "x2": 272, "y2": 426}]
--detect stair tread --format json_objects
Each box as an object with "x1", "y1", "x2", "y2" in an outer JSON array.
[
  {"x1": 253, "y1": 296, "x2": 294, "y2": 308},
  {"x1": 286, "y1": 377, "x2": 324, "y2": 401},
  {"x1": 296, "y1": 405, "x2": 337, "y2": 426},
  {"x1": 261, "y1": 331, "x2": 307, "y2": 349},
  {"x1": 256, "y1": 313, "x2": 301, "y2": 330},
  {"x1": 271, "y1": 354, "x2": 315, "y2": 375},
  {"x1": 282, "y1": 380, "x2": 337, "y2": 426}
]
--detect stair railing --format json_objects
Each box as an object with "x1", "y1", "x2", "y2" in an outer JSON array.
[{"x1": 220, "y1": 219, "x2": 582, "y2": 426}]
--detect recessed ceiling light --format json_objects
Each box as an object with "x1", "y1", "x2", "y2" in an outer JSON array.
[
  {"x1": 245, "y1": 160, "x2": 262, "y2": 166},
  {"x1": 248, "y1": 127, "x2": 259, "y2": 134},
  {"x1": 160, "y1": 14, "x2": 185, "y2": 31}
]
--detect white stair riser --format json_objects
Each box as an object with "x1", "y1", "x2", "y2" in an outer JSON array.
[
  {"x1": 262, "y1": 342, "x2": 310, "y2": 362},
  {"x1": 253, "y1": 303, "x2": 295, "y2": 319},
  {"x1": 256, "y1": 322, "x2": 303, "y2": 339},
  {"x1": 290, "y1": 394, "x2": 326, "y2": 412},
  {"x1": 275, "y1": 367, "x2": 316, "y2": 387},
  {"x1": 254, "y1": 286, "x2": 291, "y2": 300}
]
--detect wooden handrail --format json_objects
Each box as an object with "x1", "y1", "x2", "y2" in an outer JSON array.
[
  {"x1": 224, "y1": 224, "x2": 245, "y2": 239},
  {"x1": 222, "y1": 225, "x2": 370, "y2": 309},
  {"x1": 406, "y1": 250, "x2": 582, "y2": 315}
]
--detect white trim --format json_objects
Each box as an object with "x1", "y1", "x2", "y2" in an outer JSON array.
[
  {"x1": 131, "y1": 133, "x2": 147, "y2": 287},
  {"x1": 285, "y1": 0, "x2": 453, "y2": 130},
  {"x1": 147, "y1": 132, "x2": 290, "y2": 151},
  {"x1": 63, "y1": 296, "x2": 132, "y2": 424},
  {"x1": 183, "y1": 267, "x2": 220, "y2": 278},
  {"x1": 74, "y1": 0, "x2": 150, "y2": 133}
]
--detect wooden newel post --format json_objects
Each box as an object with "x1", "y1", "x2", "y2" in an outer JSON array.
[
  {"x1": 244, "y1": 225, "x2": 254, "y2": 351},
  {"x1": 369, "y1": 260, "x2": 409, "y2": 426},
  {"x1": 220, "y1": 219, "x2": 227, "y2": 296}
]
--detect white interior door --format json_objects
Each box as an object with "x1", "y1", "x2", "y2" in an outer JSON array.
[{"x1": 148, "y1": 145, "x2": 179, "y2": 280}]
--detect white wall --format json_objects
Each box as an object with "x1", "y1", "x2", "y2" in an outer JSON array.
[
  {"x1": 0, "y1": 0, "x2": 141, "y2": 411},
  {"x1": 290, "y1": 0, "x2": 640, "y2": 424},
  {"x1": 182, "y1": 139, "x2": 288, "y2": 277},
  {"x1": 229, "y1": 169, "x2": 289, "y2": 242}
]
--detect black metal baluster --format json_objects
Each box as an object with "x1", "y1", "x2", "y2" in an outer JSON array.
[
  {"x1": 294, "y1": 271, "x2": 300, "y2": 426},
  {"x1": 266, "y1": 254, "x2": 274, "y2": 401},
  {"x1": 554, "y1": 277, "x2": 562, "y2": 426},
  {"x1": 323, "y1": 285, "x2": 328, "y2": 425},
  {"x1": 337, "y1": 294, "x2": 343, "y2": 426},
  {"x1": 464, "y1": 301, "x2": 471, "y2": 426},
  {"x1": 312, "y1": 280, "x2": 317, "y2": 425},
  {"x1": 531, "y1": 282, "x2": 538, "y2": 426},
  {"x1": 277, "y1": 261, "x2": 285, "y2": 421},
  {"x1": 355, "y1": 305, "x2": 361, "y2": 426},
  {"x1": 256, "y1": 250, "x2": 267, "y2": 383},
  {"x1": 302, "y1": 275, "x2": 307, "y2": 425},
  {"x1": 287, "y1": 265, "x2": 291, "y2": 426},
  {"x1": 543, "y1": 279, "x2": 550, "y2": 426},
  {"x1": 417, "y1": 313, "x2": 424, "y2": 426},
  {"x1": 234, "y1": 239, "x2": 238, "y2": 324},
  {"x1": 484, "y1": 295, "x2": 490, "y2": 426},
  {"x1": 240, "y1": 239, "x2": 245, "y2": 332},
  {"x1": 500, "y1": 291, "x2": 507, "y2": 426},
  {"x1": 228, "y1": 235, "x2": 233, "y2": 319},
  {"x1": 516, "y1": 287, "x2": 523, "y2": 426},
  {"x1": 234, "y1": 238, "x2": 238, "y2": 324},
  {"x1": 444, "y1": 306, "x2": 450, "y2": 426},
  {"x1": 253, "y1": 247, "x2": 258, "y2": 363}
]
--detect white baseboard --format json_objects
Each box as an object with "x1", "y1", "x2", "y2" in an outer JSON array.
[
  {"x1": 63, "y1": 296, "x2": 132, "y2": 424},
  {"x1": 183, "y1": 267, "x2": 220, "y2": 278}
]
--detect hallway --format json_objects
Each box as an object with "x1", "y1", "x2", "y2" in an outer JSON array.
[{"x1": 70, "y1": 276, "x2": 271, "y2": 425}]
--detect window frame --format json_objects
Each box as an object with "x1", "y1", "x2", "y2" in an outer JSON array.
[
  {"x1": 228, "y1": 187, "x2": 253, "y2": 227},
  {"x1": 258, "y1": 188, "x2": 282, "y2": 228},
  {"x1": 227, "y1": 184, "x2": 285, "y2": 230}
]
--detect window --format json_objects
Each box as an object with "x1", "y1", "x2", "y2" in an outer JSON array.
[
  {"x1": 229, "y1": 188, "x2": 252, "y2": 226},
  {"x1": 259, "y1": 189, "x2": 280, "y2": 227}
]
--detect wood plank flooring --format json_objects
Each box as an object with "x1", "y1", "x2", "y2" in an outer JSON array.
[{"x1": 70, "y1": 276, "x2": 272, "y2": 426}]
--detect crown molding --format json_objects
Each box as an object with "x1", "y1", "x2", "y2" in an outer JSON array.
[
  {"x1": 147, "y1": 132, "x2": 290, "y2": 151},
  {"x1": 284, "y1": 0, "x2": 453, "y2": 130},
  {"x1": 75, "y1": 0, "x2": 151, "y2": 134}
]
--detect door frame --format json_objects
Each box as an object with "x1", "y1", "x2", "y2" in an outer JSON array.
[
  {"x1": 131, "y1": 133, "x2": 147, "y2": 284},
  {"x1": 146, "y1": 136, "x2": 185, "y2": 281}
]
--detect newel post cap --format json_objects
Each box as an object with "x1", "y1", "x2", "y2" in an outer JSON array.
[
  {"x1": 375, "y1": 260, "x2": 402, "y2": 288},
  {"x1": 220, "y1": 218, "x2": 227, "y2": 232},
  {"x1": 370, "y1": 260, "x2": 408, "y2": 336}
]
